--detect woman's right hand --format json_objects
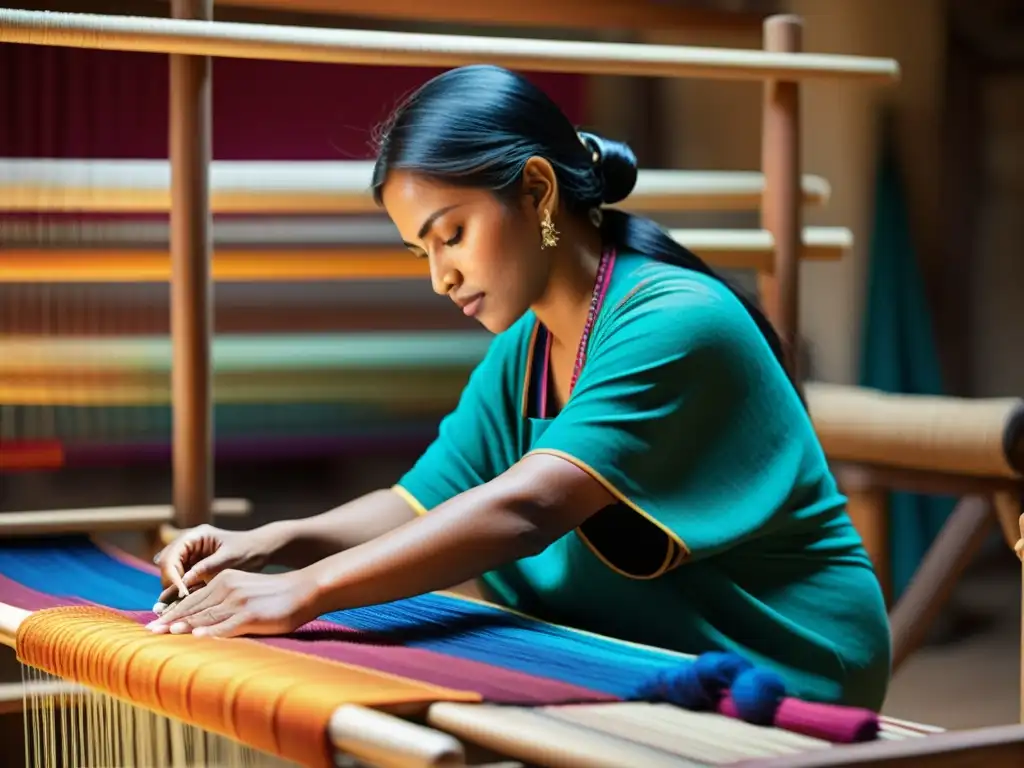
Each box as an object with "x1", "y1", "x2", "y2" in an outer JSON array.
[{"x1": 152, "y1": 524, "x2": 278, "y2": 615}]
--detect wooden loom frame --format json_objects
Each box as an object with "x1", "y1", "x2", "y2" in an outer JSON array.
[{"x1": 2, "y1": 4, "x2": 1024, "y2": 767}]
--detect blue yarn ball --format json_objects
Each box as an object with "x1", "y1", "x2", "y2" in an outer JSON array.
[
  {"x1": 730, "y1": 667, "x2": 786, "y2": 725},
  {"x1": 640, "y1": 652, "x2": 753, "y2": 709},
  {"x1": 642, "y1": 664, "x2": 711, "y2": 708},
  {"x1": 693, "y1": 652, "x2": 753, "y2": 694}
]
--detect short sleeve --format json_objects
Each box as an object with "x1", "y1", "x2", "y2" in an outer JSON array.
[
  {"x1": 394, "y1": 331, "x2": 522, "y2": 515},
  {"x1": 528, "y1": 276, "x2": 811, "y2": 571}
]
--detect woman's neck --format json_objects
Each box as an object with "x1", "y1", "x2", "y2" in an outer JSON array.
[{"x1": 531, "y1": 224, "x2": 604, "y2": 353}]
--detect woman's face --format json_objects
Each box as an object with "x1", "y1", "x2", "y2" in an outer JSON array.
[{"x1": 381, "y1": 170, "x2": 549, "y2": 334}]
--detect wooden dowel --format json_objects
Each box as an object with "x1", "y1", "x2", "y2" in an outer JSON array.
[
  {"x1": 0, "y1": 498, "x2": 251, "y2": 537},
  {"x1": 0, "y1": 603, "x2": 31, "y2": 649},
  {"x1": 888, "y1": 496, "x2": 993, "y2": 671},
  {"x1": 0, "y1": 8, "x2": 900, "y2": 83},
  {"x1": 759, "y1": 15, "x2": 803, "y2": 376},
  {"x1": 0, "y1": 160, "x2": 833, "y2": 214},
  {"x1": 0, "y1": 227, "x2": 852, "y2": 283},
  {"x1": 215, "y1": 0, "x2": 764, "y2": 35},
  {"x1": 807, "y1": 382, "x2": 1024, "y2": 480},
  {"x1": 328, "y1": 704, "x2": 466, "y2": 768},
  {"x1": 170, "y1": 0, "x2": 213, "y2": 530}
]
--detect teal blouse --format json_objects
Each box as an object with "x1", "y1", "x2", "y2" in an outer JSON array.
[{"x1": 394, "y1": 251, "x2": 891, "y2": 710}]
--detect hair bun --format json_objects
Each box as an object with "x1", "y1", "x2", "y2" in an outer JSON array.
[{"x1": 578, "y1": 131, "x2": 639, "y2": 205}]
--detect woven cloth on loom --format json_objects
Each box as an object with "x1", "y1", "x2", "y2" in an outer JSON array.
[
  {"x1": 0, "y1": 535, "x2": 680, "y2": 705},
  {"x1": 0, "y1": 535, "x2": 882, "y2": 755}
]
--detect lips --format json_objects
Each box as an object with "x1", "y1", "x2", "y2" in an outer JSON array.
[{"x1": 457, "y1": 293, "x2": 484, "y2": 318}]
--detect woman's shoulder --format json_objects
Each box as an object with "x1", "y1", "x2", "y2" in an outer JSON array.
[{"x1": 604, "y1": 252, "x2": 754, "y2": 340}]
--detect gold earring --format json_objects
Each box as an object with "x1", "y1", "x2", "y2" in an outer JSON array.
[{"x1": 540, "y1": 209, "x2": 559, "y2": 249}]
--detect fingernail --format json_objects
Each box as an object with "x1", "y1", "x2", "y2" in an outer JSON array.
[{"x1": 169, "y1": 622, "x2": 189, "y2": 635}]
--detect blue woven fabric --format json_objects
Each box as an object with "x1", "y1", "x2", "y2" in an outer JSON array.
[
  {"x1": 0, "y1": 536, "x2": 683, "y2": 698},
  {"x1": 0, "y1": 536, "x2": 159, "y2": 609}
]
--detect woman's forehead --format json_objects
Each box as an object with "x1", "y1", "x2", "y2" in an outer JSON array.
[{"x1": 381, "y1": 172, "x2": 493, "y2": 233}]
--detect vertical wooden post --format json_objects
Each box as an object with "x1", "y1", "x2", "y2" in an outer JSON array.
[
  {"x1": 760, "y1": 15, "x2": 803, "y2": 377},
  {"x1": 170, "y1": 0, "x2": 213, "y2": 529},
  {"x1": 997, "y1": 490, "x2": 1024, "y2": 723},
  {"x1": 888, "y1": 495, "x2": 994, "y2": 671}
]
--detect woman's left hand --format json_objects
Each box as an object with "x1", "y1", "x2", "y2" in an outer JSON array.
[{"x1": 145, "y1": 568, "x2": 322, "y2": 639}]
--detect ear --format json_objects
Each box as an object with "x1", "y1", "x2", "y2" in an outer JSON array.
[{"x1": 520, "y1": 157, "x2": 559, "y2": 220}]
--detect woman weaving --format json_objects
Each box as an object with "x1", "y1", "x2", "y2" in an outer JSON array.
[{"x1": 149, "y1": 65, "x2": 891, "y2": 711}]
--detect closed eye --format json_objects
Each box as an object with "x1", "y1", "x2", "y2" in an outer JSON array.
[
  {"x1": 443, "y1": 227, "x2": 463, "y2": 247},
  {"x1": 405, "y1": 226, "x2": 462, "y2": 259}
]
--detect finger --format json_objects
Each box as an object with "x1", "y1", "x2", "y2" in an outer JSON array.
[
  {"x1": 182, "y1": 549, "x2": 233, "y2": 587},
  {"x1": 147, "y1": 586, "x2": 215, "y2": 632},
  {"x1": 153, "y1": 560, "x2": 218, "y2": 614},
  {"x1": 167, "y1": 604, "x2": 232, "y2": 635},
  {"x1": 193, "y1": 611, "x2": 253, "y2": 640},
  {"x1": 154, "y1": 583, "x2": 182, "y2": 612},
  {"x1": 156, "y1": 540, "x2": 192, "y2": 600}
]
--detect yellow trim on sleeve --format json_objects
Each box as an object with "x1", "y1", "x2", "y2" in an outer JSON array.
[
  {"x1": 575, "y1": 527, "x2": 677, "y2": 581},
  {"x1": 525, "y1": 447, "x2": 691, "y2": 580},
  {"x1": 391, "y1": 484, "x2": 430, "y2": 516},
  {"x1": 519, "y1": 320, "x2": 540, "y2": 418}
]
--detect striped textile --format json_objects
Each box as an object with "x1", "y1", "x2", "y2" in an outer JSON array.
[{"x1": 0, "y1": 535, "x2": 683, "y2": 705}]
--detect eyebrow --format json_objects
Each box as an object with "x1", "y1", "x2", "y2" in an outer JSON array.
[{"x1": 403, "y1": 204, "x2": 463, "y2": 248}]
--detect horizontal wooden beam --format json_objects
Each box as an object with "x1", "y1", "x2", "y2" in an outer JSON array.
[
  {"x1": 806, "y1": 381, "x2": 1024, "y2": 480},
  {"x1": 0, "y1": 499, "x2": 252, "y2": 536},
  {"x1": 212, "y1": 0, "x2": 768, "y2": 34},
  {"x1": 0, "y1": 160, "x2": 832, "y2": 214},
  {"x1": 0, "y1": 9, "x2": 900, "y2": 83},
  {"x1": 0, "y1": 227, "x2": 851, "y2": 282}
]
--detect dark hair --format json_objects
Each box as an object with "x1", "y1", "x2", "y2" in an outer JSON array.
[{"x1": 371, "y1": 65, "x2": 793, "y2": 383}]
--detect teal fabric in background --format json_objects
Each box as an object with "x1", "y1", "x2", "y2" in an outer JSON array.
[{"x1": 857, "y1": 126, "x2": 956, "y2": 601}]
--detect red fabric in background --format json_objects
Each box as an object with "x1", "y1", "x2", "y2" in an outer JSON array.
[{"x1": 0, "y1": 45, "x2": 587, "y2": 159}]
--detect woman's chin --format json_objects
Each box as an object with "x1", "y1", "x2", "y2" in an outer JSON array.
[
  {"x1": 477, "y1": 316, "x2": 503, "y2": 334},
  {"x1": 476, "y1": 308, "x2": 521, "y2": 335}
]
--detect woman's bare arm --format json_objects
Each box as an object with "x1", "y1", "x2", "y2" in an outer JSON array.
[
  {"x1": 304, "y1": 454, "x2": 614, "y2": 610},
  {"x1": 263, "y1": 488, "x2": 420, "y2": 569},
  {"x1": 145, "y1": 455, "x2": 616, "y2": 638}
]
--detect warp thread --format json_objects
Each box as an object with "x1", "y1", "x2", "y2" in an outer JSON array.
[{"x1": 15, "y1": 605, "x2": 480, "y2": 768}]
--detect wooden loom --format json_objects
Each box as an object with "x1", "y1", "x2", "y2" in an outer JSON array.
[{"x1": 1, "y1": 3, "x2": 1024, "y2": 767}]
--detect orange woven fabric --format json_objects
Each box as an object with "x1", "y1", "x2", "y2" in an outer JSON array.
[{"x1": 17, "y1": 605, "x2": 480, "y2": 767}]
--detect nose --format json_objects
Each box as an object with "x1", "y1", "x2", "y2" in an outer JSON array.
[{"x1": 428, "y1": 251, "x2": 460, "y2": 297}]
